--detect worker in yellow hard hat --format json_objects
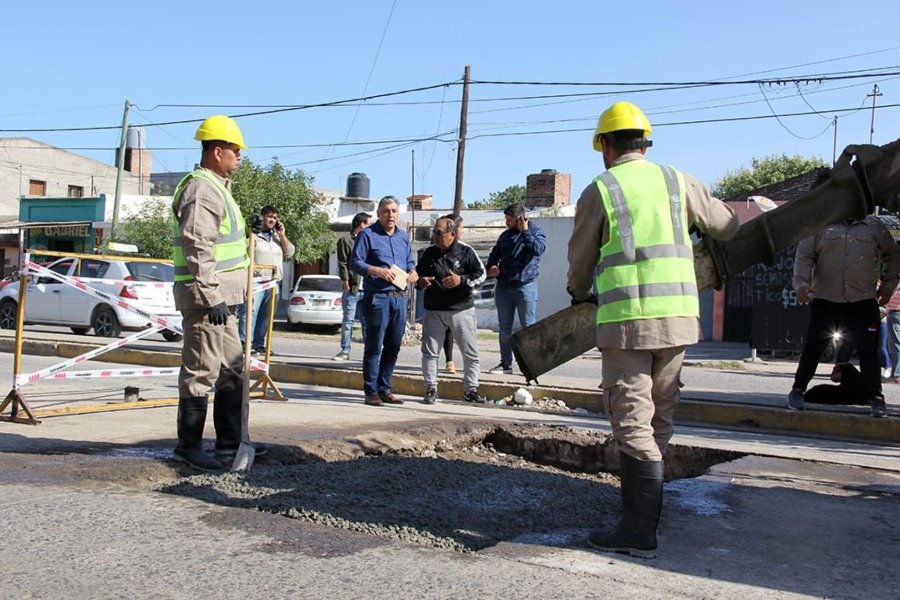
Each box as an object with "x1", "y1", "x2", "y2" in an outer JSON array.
[
  {"x1": 169, "y1": 115, "x2": 264, "y2": 471},
  {"x1": 567, "y1": 101, "x2": 740, "y2": 557}
]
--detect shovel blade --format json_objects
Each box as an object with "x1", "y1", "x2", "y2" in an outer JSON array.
[{"x1": 230, "y1": 442, "x2": 255, "y2": 472}]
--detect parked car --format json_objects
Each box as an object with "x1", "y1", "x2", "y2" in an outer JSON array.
[
  {"x1": 474, "y1": 277, "x2": 496, "y2": 308},
  {"x1": 0, "y1": 256, "x2": 182, "y2": 341},
  {"x1": 287, "y1": 275, "x2": 343, "y2": 328}
]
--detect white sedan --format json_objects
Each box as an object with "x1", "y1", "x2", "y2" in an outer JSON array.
[
  {"x1": 0, "y1": 256, "x2": 181, "y2": 341},
  {"x1": 287, "y1": 275, "x2": 343, "y2": 328}
]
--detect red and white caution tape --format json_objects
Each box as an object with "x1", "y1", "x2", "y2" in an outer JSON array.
[
  {"x1": 15, "y1": 326, "x2": 164, "y2": 388},
  {"x1": 251, "y1": 278, "x2": 279, "y2": 294},
  {"x1": 39, "y1": 367, "x2": 181, "y2": 380},
  {"x1": 70, "y1": 276, "x2": 171, "y2": 288}
]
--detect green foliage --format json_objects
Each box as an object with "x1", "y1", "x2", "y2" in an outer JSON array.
[
  {"x1": 711, "y1": 154, "x2": 827, "y2": 200},
  {"x1": 116, "y1": 159, "x2": 336, "y2": 262},
  {"x1": 467, "y1": 184, "x2": 526, "y2": 209},
  {"x1": 231, "y1": 158, "x2": 335, "y2": 263},
  {"x1": 115, "y1": 197, "x2": 175, "y2": 259}
]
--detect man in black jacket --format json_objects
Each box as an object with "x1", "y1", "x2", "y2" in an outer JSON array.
[{"x1": 416, "y1": 216, "x2": 486, "y2": 404}]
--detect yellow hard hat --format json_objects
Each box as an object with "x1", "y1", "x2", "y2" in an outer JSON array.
[
  {"x1": 592, "y1": 101, "x2": 652, "y2": 152},
  {"x1": 194, "y1": 115, "x2": 247, "y2": 149}
]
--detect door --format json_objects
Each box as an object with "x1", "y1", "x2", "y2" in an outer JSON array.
[
  {"x1": 60, "y1": 258, "x2": 108, "y2": 324},
  {"x1": 27, "y1": 259, "x2": 74, "y2": 322}
]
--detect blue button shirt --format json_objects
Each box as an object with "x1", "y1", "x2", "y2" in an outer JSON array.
[{"x1": 349, "y1": 220, "x2": 415, "y2": 293}]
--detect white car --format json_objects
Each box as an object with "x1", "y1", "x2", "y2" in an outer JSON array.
[
  {"x1": 287, "y1": 274, "x2": 343, "y2": 328},
  {"x1": 0, "y1": 256, "x2": 182, "y2": 341}
]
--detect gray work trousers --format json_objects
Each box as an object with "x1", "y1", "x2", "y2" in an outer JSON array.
[
  {"x1": 600, "y1": 346, "x2": 685, "y2": 461},
  {"x1": 422, "y1": 307, "x2": 480, "y2": 391},
  {"x1": 178, "y1": 308, "x2": 243, "y2": 398}
]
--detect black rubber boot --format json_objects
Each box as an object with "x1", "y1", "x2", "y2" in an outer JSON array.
[
  {"x1": 213, "y1": 386, "x2": 242, "y2": 452},
  {"x1": 587, "y1": 452, "x2": 664, "y2": 559},
  {"x1": 213, "y1": 387, "x2": 269, "y2": 458},
  {"x1": 173, "y1": 396, "x2": 223, "y2": 472}
]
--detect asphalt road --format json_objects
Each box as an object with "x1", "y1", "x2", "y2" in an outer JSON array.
[{"x1": 1, "y1": 346, "x2": 899, "y2": 599}]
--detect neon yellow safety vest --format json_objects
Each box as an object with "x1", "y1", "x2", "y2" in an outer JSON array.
[
  {"x1": 171, "y1": 169, "x2": 249, "y2": 282},
  {"x1": 594, "y1": 160, "x2": 698, "y2": 324}
]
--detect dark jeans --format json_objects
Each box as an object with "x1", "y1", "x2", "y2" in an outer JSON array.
[
  {"x1": 793, "y1": 298, "x2": 882, "y2": 397},
  {"x1": 362, "y1": 292, "x2": 408, "y2": 396}
]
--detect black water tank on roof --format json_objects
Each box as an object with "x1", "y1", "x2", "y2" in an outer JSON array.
[{"x1": 346, "y1": 172, "x2": 370, "y2": 199}]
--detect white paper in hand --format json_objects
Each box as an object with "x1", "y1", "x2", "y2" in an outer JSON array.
[{"x1": 389, "y1": 265, "x2": 408, "y2": 290}]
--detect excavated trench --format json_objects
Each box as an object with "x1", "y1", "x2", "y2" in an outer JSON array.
[{"x1": 159, "y1": 423, "x2": 743, "y2": 553}]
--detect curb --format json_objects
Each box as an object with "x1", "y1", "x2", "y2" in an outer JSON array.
[{"x1": 2, "y1": 338, "x2": 897, "y2": 444}]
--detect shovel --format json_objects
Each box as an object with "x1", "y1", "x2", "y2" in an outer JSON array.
[{"x1": 231, "y1": 232, "x2": 256, "y2": 472}]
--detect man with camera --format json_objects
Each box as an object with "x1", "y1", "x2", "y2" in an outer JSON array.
[{"x1": 239, "y1": 205, "x2": 295, "y2": 354}]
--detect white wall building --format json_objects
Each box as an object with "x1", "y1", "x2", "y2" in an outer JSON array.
[{"x1": 0, "y1": 137, "x2": 141, "y2": 221}]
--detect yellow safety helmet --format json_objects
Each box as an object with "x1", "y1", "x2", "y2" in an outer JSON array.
[
  {"x1": 592, "y1": 101, "x2": 652, "y2": 152},
  {"x1": 194, "y1": 115, "x2": 247, "y2": 149}
]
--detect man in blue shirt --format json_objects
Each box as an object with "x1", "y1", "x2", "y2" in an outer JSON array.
[
  {"x1": 486, "y1": 203, "x2": 547, "y2": 374},
  {"x1": 350, "y1": 196, "x2": 419, "y2": 406}
]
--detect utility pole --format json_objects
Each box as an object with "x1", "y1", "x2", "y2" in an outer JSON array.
[
  {"x1": 110, "y1": 99, "x2": 132, "y2": 246},
  {"x1": 831, "y1": 115, "x2": 839, "y2": 166},
  {"x1": 867, "y1": 84, "x2": 882, "y2": 144},
  {"x1": 453, "y1": 65, "x2": 471, "y2": 216},
  {"x1": 408, "y1": 149, "x2": 416, "y2": 325}
]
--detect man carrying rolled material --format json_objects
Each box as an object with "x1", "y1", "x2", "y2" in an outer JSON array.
[{"x1": 567, "y1": 101, "x2": 739, "y2": 557}]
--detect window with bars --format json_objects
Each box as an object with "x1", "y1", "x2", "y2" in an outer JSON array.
[{"x1": 68, "y1": 185, "x2": 84, "y2": 198}]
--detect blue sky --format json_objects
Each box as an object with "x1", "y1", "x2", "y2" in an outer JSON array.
[{"x1": 2, "y1": 1, "x2": 899, "y2": 206}]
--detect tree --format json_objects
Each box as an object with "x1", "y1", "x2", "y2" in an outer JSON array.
[
  {"x1": 115, "y1": 197, "x2": 175, "y2": 259},
  {"x1": 711, "y1": 154, "x2": 827, "y2": 200},
  {"x1": 467, "y1": 184, "x2": 526, "y2": 209},
  {"x1": 231, "y1": 158, "x2": 335, "y2": 264},
  {"x1": 116, "y1": 159, "x2": 335, "y2": 262}
]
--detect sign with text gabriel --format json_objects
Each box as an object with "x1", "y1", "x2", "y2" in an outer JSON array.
[{"x1": 32, "y1": 225, "x2": 90, "y2": 238}]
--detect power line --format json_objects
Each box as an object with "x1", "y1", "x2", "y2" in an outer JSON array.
[
  {"x1": 470, "y1": 65, "x2": 900, "y2": 87},
  {"x1": 0, "y1": 81, "x2": 460, "y2": 133},
  {"x1": 5, "y1": 67, "x2": 899, "y2": 134},
  {"x1": 463, "y1": 102, "x2": 900, "y2": 141}
]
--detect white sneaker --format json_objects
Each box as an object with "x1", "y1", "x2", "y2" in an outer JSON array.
[
  {"x1": 333, "y1": 351, "x2": 350, "y2": 362},
  {"x1": 488, "y1": 363, "x2": 513, "y2": 375}
]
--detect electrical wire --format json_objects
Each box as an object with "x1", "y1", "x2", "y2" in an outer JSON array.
[
  {"x1": 0, "y1": 81, "x2": 460, "y2": 133},
  {"x1": 5, "y1": 67, "x2": 899, "y2": 134}
]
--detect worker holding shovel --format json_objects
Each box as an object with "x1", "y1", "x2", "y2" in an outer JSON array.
[{"x1": 170, "y1": 115, "x2": 264, "y2": 472}]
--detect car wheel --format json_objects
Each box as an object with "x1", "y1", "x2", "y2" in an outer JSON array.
[
  {"x1": 0, "y1": 300, "x2": 17, "y2": 329},
  {"x1": 70, "y1": 327, "x2": 89, "y2": 335},
  {"x1": 161, "y1": 329, "x2": 183, "y2": 342},
  {"x1": 92, "y1": 306, "x2": 121, "y2": 338}
]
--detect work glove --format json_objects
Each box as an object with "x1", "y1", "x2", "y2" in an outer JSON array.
[
  {"x1": 207, "y1": 302, "x2": 230, "y2": 326},
  {"x1": 248, "y1": 214, "x2": 263, "y2": 234}
]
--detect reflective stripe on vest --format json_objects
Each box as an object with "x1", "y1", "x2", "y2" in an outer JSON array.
[
  {"x1": 171, "y1": 169, "x2": 249, "y2": 281},
  {"x1": 594, "y1": 161, "x2": 697, "y2": 324}
]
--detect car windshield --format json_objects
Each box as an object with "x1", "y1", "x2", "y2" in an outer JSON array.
[
  {"x1": 296, "y1": 277, "x2": 341, "y2": 292},
  {"x1": 126, "y1": 262, "x2": 174, "y2": 282}
]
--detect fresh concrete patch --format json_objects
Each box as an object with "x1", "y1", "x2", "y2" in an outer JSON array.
[{"x1": 157, "y1": 423, "x2": 743, "y2": 553}]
